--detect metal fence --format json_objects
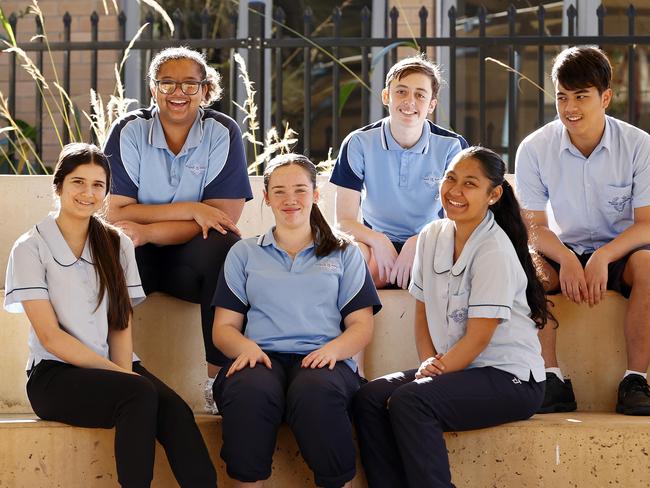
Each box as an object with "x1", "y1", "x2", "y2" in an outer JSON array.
[{"x1": 2, "y1": 2, "x2": 650, "y2": 170}]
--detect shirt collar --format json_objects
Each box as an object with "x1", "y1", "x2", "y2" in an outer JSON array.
[
  {"x1": 558, "y1": 115, "x2": 611, "y2": 159},
  {"x1": 36, "y1": 213, "x2": 94, "y2": 266},
  {"x1": 380, "y1": 118, "x2": 431, "y2": 154},
  {"x1": 148, "y1": 107, "x2": 204, "y2": 151},
  {"x1": 257, "y1": 227, "x2": 315, "y2": 253},
  {"x1": 433, "y1": 211, "x2": 495, "y2": 276}
]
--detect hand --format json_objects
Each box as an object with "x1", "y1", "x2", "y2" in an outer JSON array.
[
  {"x1": 226, "y1": 341, "x2": 272, "y2": 377},
  {"x1": 192, "y1": 202, "x2": 241, "y2": 238},
  {"x1": 389, "y1": 235, "x2": 417, "y2": 289},
  {"x1": 415, "y1": 354, "x2": 445, "y2": 379},
  {"x1": 558, "y1": 254, "x2": 588, "y2": 304},
  {"x1": 301, "y1": 342, "x2": 342, "y2": 370},
  {"x1": 114, "y1": 220, "x2": 149, "y2": 247},
  {"x1": 370, "y1": 232, "x2": 398, "y2": 283},
  {"x1": 584, "y1": 250, "x2": 609, "y2": 307}
]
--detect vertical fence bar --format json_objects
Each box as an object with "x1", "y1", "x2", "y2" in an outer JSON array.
[
  {"x1": 274, "y1": 7, "x2": 285, "y2": 131},
  {"x1": 249, "y1": 0, "x2": 265, "y2": 157},
  {"x1": 537, "y1": 5, "x2": 545, "y2": 128},
  {"x1": 389, "y1": 7, "x2": 398, "y2": 67},
  {"x1": 419, "y1": 6, "x2": 427, "y2": 40},
  {"x1": 200, "y1": 8, "x2": 210, "y2": 58},
  {"x1": 62, "y1": 12, "x2": 72, "y2": 145},
  {"x1": 142, "y1": 12, "x2": 154, "y2": 107},
  {"x1": 90, "y1": 11, "x2": 99, "y2": 142},
  {"x1": 361, "y1": 6, "x2": 370, "y2": 127},
  {"x1": 597, "y1": 4, "x2": 606, "y2": 37},
  {"x1": 478, "y1": 6, "x2": 487, "y2": 145},
  {"x1": 228, "y1": 9, "x2": 239, "y2": 120},
  {"x1": 332, "y1": 7, "x2": 341, "y2": 152},
  {"x1": 118, "y1": 11, "x2": 127, "y2": 88},
  {"x1": 35, "y1": 15, "x2": 44, "y2": 155},
  {"x1": 627, "y1": 5, "x2": 637, "y2": 125},
  {"x1": 448, "y1": 7, "x2": 457, "y2": 133},
  {"x1": 507, "y1": 4, "x2": 517, "y2": 170},
  {"x1": 303, "y1": 7, "x2": 312, "y2": 157},
  {"x1": 7, "y1": 13, "x2": 17, "y2": 167},
  {"x1": 567, "y1": 5, "x2": 576, "y2": 40},
  {"x1": 173, "y1": 9, "x2": 183, "y2": 40}
]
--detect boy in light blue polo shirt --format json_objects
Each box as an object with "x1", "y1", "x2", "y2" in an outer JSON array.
[
  {"x1": 516, "y1": 46, "x2": 650, "y2": 415},
  {"x1": 331, "y1": 55, "x2": 468, "y2": 289}
]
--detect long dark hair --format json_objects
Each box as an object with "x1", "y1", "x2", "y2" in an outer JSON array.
[
  {"x1": 263, "y1": 153, "x2": 350, "y2": 257},
  {"x1": 456, "y1": 146, "x2": 550, "y2": 329},
  {"x1": 53, "y1": 143, "x2": 132, "y2": 331}
]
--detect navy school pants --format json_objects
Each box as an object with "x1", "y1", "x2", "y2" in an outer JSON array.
[
  {"x1": 352, "y1": 367, "x2": 544, "y2": 488},
  {"x1": 213, "y1": 353, "x2": 362, "y2": 488},
  {"x1": 135, "y1": 229, "x2": 239, "y2": 366},
  {"x1": 27, "y1": 360, "x2": 216, "y2": 488}
]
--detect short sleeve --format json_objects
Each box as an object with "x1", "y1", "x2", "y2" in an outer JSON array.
[
  {"x1": 632, "y1": 134, "x2": 650, "y2": 209},
  {"x1": 202, "y1": 114, "x2": 253, "y2": 201},
  {"x1": 4, "y1": 237, "x2": 49, "y2": 313},
  {"x1": 466, "y1": 248, "x2": 515, "y2": 321},
  {"x1": 330, "y1": 133, "x2": 364, "y2": 192},
  {"x1": 339, "y1": 244, "x2": 381, "y2": 318},
  {"x1": 514, "y1": 140, "x2": 548, "y2": 211},
  {"x1": 103, "y1": 116, "x2": 141, "y2": 199},
  {"x1": 118, "y1": 233, "x2": 145, "y2": 306},
  {"x1": 212, "y1": 242, "x2": 248, "y2": 314},
  {"x1": 408, "y1": 226, "x2": 428, "y2": 302}
]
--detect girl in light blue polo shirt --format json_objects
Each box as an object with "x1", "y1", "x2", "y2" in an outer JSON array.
[
  {"x1": 4, "y1": 144, "x2": 216, "y2": 488},
  {"x1": 353, "y1": 147, "x2": 549, "y2": 488},
  {"x1": 211, "y1": 154, "x2": 381, "y2": 488}
]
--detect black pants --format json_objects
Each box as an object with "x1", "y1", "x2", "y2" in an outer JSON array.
[
  {"x1": 135, "y1": 230, "x2": 239, "y2": 365},
  {"x1": 213, "y1": 353, "x2": 362, "y2": 488},
  {"x1": 27, "y1": 360, "x2": 216, "y2": 488},
  {"x1": 352, "y1": 367, "x2": 544, "y2": 488}
]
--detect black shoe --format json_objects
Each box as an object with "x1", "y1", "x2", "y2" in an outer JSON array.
[
  {"x1": 616, "y1": 374, "x2": 650, "y2": 415},
  {"x1": 537, "y1": 372, "x2": 577, "y2": 413}
]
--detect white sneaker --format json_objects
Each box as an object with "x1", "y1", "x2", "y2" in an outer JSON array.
[{"x1": 204, "y1": 377, "x2": 219, "y2": 415}]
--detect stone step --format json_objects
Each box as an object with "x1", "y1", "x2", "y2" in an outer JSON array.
[{"x1": 1, "y1": 412, "x2": 649, "y2": 487}]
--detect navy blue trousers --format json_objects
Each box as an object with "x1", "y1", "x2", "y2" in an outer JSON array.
[
  {"x1": 352, "y1": 367, "x2": 544, "y2": 488},
  {"x1": 213, "y1": 353, "x2": 361, "y2": 488}
]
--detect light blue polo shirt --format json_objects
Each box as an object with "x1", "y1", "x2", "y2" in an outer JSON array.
[
  {"x1": 212, "y1": 228, "x2": 382, "y2": 371},
  {"x1": 515, "y1": 116, "x2": 650, "y2": 255},
  {"x1": 409, "y1": 212, "x2": 545, "y2": 382},
  {"x1": 103, "y1": 106, "x2": 253, "y2": 204},
  {"x1": 330, "y1": 117, "x2": 468, "y2": 242},
  {"x1": 4, "y1": 214, "x2": 146, "y2": 369}
]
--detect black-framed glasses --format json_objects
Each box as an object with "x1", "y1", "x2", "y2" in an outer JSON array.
[{"x1": 154, "y1": 79, "x2": 206, "y2": 95}]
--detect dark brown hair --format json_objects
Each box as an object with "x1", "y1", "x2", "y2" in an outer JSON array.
[
  {"x1": 385, "y1": 53, "x2": 442, "y2": 98},
  {"x1": 551, "y1": 46, "x2": 612, "y2": 94},
  {"x1": 263, "y1": 153, "x2": 350, "y2": 257},
  {"x1": 53, "y1": 143, "x2": 132, "y2": 330}
]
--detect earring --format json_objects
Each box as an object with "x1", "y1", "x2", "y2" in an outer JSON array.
[{"x1": 488, "y1": 199, "x2": 494, "y2": 204}]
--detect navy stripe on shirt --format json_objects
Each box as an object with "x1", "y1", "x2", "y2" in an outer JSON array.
[
  {"x1": 340, "y1": 266, "x2": 382, "y2": 319},
  {"x1": 212, "y1": 267, "x2": 249, "y2": 315}
]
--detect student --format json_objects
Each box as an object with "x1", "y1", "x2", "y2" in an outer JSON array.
[
  {"x1": 4, "y1": 143, "x2": 216, "y2": 488},
  {"x1": 211, "y1": 154, "x2": 381, "y2": 488},
  {"x1": 516, "y1": 46, "x2": 650, "y2": 415},
  {"x1": 330, "y1": 54, "x2": 468, "y2": 289},
  {"x1": 353, "y1": 147, "x2": 547, "y2": 488},
  {"x1": 103, "y1": 47, "x2": 252, "y2": 413}
]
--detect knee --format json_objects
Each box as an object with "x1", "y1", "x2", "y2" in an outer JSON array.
[
  {"x1": 352, "y1": 381, "x2": 388, "y2": 416},
  {"x1": 221, "y1": 367, "x2": 282, "y2": 408},
  {"x1": 288, "y1": 371, "x2": 343, "y2": 410},
  {"x1": 122, "y1": 375, "x2": 158, "y2": 412},
  {"x1": 387, "y1": 383, "x2": 427, "y2": 417},
  {"x1": 627, "y1": 250, "x2": 650, "y2": 286}
]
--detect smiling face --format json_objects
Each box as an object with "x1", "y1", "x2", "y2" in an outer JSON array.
[
  {"x1": 264, "y1": 164, "x2": 319, "y2": 231},
  {"x1": 555, "y1": 81, "x2": 611, "y2": 147},
  {"x1": 151, "y1": 58, "x2": 207, "y2": 129},
  {"x1": 57, "y1": 163, "x2": 108, "y2": 221},
  {"x1": 440, "y1": 156, "x2": 502, "y2": 228},
  {"x1": 382, "y1": 72, "x2": 437, "y2": 133}
]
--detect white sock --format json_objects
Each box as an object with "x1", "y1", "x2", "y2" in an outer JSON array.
[
  {"x1": 546, "y1": 367, "x2": 564, "y2": 382},
  {"x1": 624, "y1": 370, "x2": 648, "y2": 380}
]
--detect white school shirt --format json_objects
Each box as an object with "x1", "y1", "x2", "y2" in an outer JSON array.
[
  {"x1": 4, "y1": 214, "x2": 146, "y2": 369},
  {"x1": 409, "y1": 212, "x2": 545, "y2": 382}
]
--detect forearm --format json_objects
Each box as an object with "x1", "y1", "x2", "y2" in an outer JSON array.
[
  {"x1": 338, "y1": 219, "x2": 387, "y2": 248},
  {"x1": 108, "y1": 324, "x2": 133, "y2": 371},
  {"x1": 438, "y1": 335, "x2": 490, "y2": 374},
  {"x1": 595, "y1": 221, "x2": 650, "y2": 262},
  {"x1": 327, "y1": 319, "x2": 373, "y2": 360},
  {"x1": 142, "y1": 220, "x2": 202, "y2": 245},
  {"x1": 414, "y1": 301, "x2": 436, "y2": 361},
  {"x1": 527, "y1": 224, "x2": 574, "y2": 264},
  {"x1": 45, "y1": 330, "x2": 132, "y2": 374},
  {"x1": 213, "y1": 323, "x2": 256, "y2": 359},
  {"x1": 108, "y1": 201, "x2": 197, "y2": 225}
]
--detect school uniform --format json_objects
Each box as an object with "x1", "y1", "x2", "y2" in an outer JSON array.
[
  {"x1": 103, "y1": 106, "x2": 253, "y2": 365},
  {"x1": 352, "y1": 212, "x2": 545, "y2": 488},
  {"x1": 211, "y1": 229, "x2": 381, "y2": 487},
  {"x1": 515, "y1": 116, "x2": 650, "y2": 297},
  {"x1": 330, "y1": 118, "x2": 468, "y2": 243},
  {"x1": 4, "y1": 214, "x2": 216, "y2": 488}
]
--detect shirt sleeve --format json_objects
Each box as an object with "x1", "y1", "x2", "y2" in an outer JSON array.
[
  {"x1": 466, "y1": 248, "x2": 515, "y2": 321},
  {"x1": 118, "y1": 233, "x2": 146, "y2": 306},
  {"x1": 4, "y1": 236, "x2": 49, "y2": 313},
  {"x1": 632, "y1": 133, "x2": 650, "y2": 209},
  {"x1": 514, "y1": 140, "x2": 548, "y2": 211},
  {"x1": 339, "y1": 244, "x2": 382, "y2": 318},
  {"x1": 330, "y1": 133, "x2": 364, "y2": 192},
  {"x1": 103, "y1": 116, "x2": 141, "y2": 199},
  {"x1": 408, "y1": 225, "x2": 428, "y2": 302},
  {"x1": 203, "y1": 114, "x2": 253, "y2": 201},
  {"x1": 212, "y1": 242, "x2": 248, "y2": 314}
]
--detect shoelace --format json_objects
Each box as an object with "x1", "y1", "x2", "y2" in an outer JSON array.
[{"x1": 625, "y1": 377, "x2": 650, "y2": 395}]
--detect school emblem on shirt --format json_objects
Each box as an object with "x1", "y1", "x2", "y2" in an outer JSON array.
[
  {"x1": 316, "y1": 260, "x2": 339, "y2": 272},
  {"x1": 607, "y1": 195, "x2": 632, "y2": 213},
  {"x1": 422, "y1": 173, "x2": 440, "y2": 190},
  {"x1": 185, "y1": 162, "x2": 207, "y2": 176},
  {"x1": 448, "y1": 307, "x2": 468, "y2": 323}
]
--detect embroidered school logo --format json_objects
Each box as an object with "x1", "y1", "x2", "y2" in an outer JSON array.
[
  {"x1": 185, "y1": 162, "x2": 207, "y2": 176},
  {"x1": 317, "y1": 261, "x2": 339, "y2": 272},
  {"x1": 607, "y1": 195, "x2": 632, "y2": 213},
  {"x1": 422, "y1": 173, "x2": 440, "y2": 190},
  {"x1": 448, "y1": 307, "x2": 468, "y2": 323}
]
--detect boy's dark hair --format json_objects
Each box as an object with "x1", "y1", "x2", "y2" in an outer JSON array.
[
  {"x1": 551, "y1": 46, "x2": 612, "y2": 94},
  {"x1": 385, "y1": 54, "x2": 441, "y2": 98}
]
